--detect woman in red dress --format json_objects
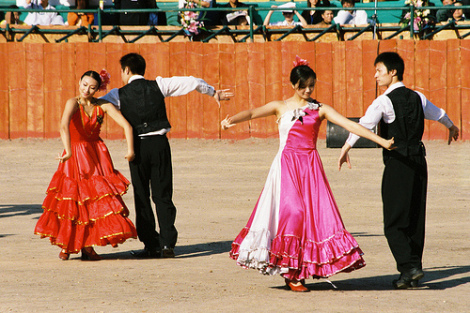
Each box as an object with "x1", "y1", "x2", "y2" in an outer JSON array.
[{"x1": 34, "y1": 70, "x2": 137, "y2": 261}]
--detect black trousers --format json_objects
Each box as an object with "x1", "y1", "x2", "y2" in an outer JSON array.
[
  {"x1": 381, "y1": 153, "x2": 427, "y2": 273},
  {"x1": 129, "y1": 135, "x2": 178, "y2": 250}
]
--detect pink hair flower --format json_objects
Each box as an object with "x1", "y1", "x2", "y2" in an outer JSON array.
[
  {"x1": 293, "y1": 55, "x2": 309, "y2": 68},
  {"x1": 99, "y1": 69, "x2": 111, "y2": 91}
]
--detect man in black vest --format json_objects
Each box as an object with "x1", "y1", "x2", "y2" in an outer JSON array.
[
  {"x1": 338, "y1": 52, "x2": 459, "y2": 289},
  {"x1": 101, "y1": 53, "x2": 233, "y2": 258}
]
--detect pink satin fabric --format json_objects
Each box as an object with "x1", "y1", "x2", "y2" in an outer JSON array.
[{"x1": 230, "y1": 106, "x2": 365, "y2": 280}]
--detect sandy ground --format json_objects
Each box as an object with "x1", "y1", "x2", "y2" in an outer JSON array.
[{"x1": 0, "y1": 138, "x2": 469, "y2": 313}]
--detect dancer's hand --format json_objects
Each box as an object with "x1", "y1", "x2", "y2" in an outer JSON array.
[
  {"x1": 56, "y1": 152, "x2": 72, "y2": 163},
  {"x1": 125, "y1": 151, "x2": 135, "y2": 162},
  {"x1": 382, "y1": 137, "x2": 395, "y2": 150},
  {"x1": 448, "y1": 125, "x2": 459, "y2": 145},
  {"x1": 338, "y1": 144, "x2": 351, "y2": 171},
  {"x1": 221, "y1": 114, "x2": 235, "y2": 130},
  {"x1": 214, "y1": 89, "x2": 234, "y2": 107}
]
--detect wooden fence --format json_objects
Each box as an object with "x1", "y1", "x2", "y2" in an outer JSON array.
[{"x1": 0, "y1": 39, "x2": 468, "y2": 141}]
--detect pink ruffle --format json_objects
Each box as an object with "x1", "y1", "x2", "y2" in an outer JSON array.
[
  {"x1": 231, "y1": 227, "x2": 365, "y2": 280},
  {"x1": 269, "y1": 228, "x2": 365, "y2": 280}
]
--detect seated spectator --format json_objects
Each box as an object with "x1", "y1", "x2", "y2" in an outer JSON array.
[
  {"x1": 263, "y1": 2, "x2": 308, "y2": 27},
  {"x1": 23, "y1": 0, "x2": 65, "y2": 26},
  {"x1": 179, "y1": 0, "x2": 220, "y2": 27},
  {"x1": 0, "y1": 5, "x2": 25, "y2": 27},
  {"x1": 219, "y1": 0, "x2": 251, "y2": 26},
  {"x1": 67, "y1": 0, "x2": 94, "y2": 27},
  {"x1": 301, "y1": 0, "x2": 330, "y2": 25},
  {"x1": 436, "y1": 0, "x2": 455, "y2": 22},
  {"x1": 148, "y1": 0, "x2": 167, "y2": 26},
  {"x1": 316, "y1": 9, "x2": 334, "y2": 26},
  {"x1": 452, "y1": 1, "x2": 466, "y2": 21},
  {"x1": 333, "y1": 0, "x2": 370, "y2": 25},
  {"x1": 459, "y1": 0, "x2": 470, "y2": 17},
  {"x1": 115, "y1": 0, "x2": 154, "y2": 25}
]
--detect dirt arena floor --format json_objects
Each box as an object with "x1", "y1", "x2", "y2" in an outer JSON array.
[{"x1": 0, "y1": 138, "x2": 469, "y2": 313}]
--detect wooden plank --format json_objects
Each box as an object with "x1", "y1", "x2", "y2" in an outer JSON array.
[
  {"x1": 446, "y1": 39, "x2": 461, "y2": 140},
  {"x1": 428, "y1": 40, "x2": 447, "y2": 141},
  {"x1": 44, "y1": 44, "x2": 63, "y2": 139},
  {"x1": 168, "y1": 42, "x2": 188, "y2": 138},
  {"x1": 232, "y1": 43, "x2": 251, "y2": 139},
  {"x1": 202, "y1": 43, "x2": 220, "y2": 139},
  {"x1": 26, "y1": 44, "x2": 45, "y2": 131},
  {"x1": 345, "y1": 40, "x2": 363, "y2": 118},
  {"x1": 218, "y1": 43, "x2": 236, "y2": 140},
  {"x1": 280, "y1": 41, "x2": 298, "y2": 100},
  {"x1": 0, "y1": 44, "x2": 9, "y2": 139},
  {"x1": 186, "y1": 42, "x2": 205, "y2": 139},
  {"x1": 362, "y1": 40, "x2": 379, "y2": 114},
  {"x1": 397, "y1": 40, "x2": 415, "y2": 90},
  {"x1": 332, "y1": 41, "x2": 346, "y2": 116},
  {"x1": 414, "y1": 40, "x2": 430, "y2": 141},
  {"x1": 263, "y1": 41, "x2": 282, "y2": 138},
  {"x1": 75, "y1": 43, "x2": 90, "y2": 83},
  {"x1": 460, "y1": 40, "x2": 470, "y2": 140},
  {"x1": 9, "y1": 43, "x2": 27, "y2": 139},
  {"x1": 60, "y1": 44, "x2": 76, "y2": 131},
  {"x1": 247, "y1": 42, "x2": 266, "y2": 138},
  {"x1": 314, "y1": 42, "x2": 333, "y2": 107}
]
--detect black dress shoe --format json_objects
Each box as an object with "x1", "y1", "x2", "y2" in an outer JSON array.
[
  {"x1": 393, "y1": 268, "x2": 424, "y2": 289},
  {"x1": 161, "y1": 246, "x2": 175, "y2": 258},
  {"x1": 131, "y1": 248, "x2": 160, "y2": 259}
]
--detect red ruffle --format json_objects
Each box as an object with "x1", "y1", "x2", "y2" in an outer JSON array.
[{"x1": 35, "y1": 170, "x2": 137, "y2": 253}]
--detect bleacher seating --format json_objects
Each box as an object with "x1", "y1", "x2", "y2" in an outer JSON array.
[{"x1": 1, "y1": 0, "x2": 445, "y2": 26}]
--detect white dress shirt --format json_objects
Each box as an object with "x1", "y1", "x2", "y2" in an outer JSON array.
[
  {"x1": 100, "y1": 75, "x2": 216, "y2": 136},
  {"x1": 346, "y1": 82, "x2": 454, "y2": 147}
]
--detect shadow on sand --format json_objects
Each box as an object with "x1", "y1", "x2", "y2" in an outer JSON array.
[{"x1": 270, "y1": 265, "x2": 470, "y2": 291}]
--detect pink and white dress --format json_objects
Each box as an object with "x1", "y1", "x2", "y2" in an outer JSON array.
[{"x1": 230, "y1": 102, "x2": 365, "y2": 281}]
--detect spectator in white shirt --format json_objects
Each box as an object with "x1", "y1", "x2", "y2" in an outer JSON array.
[
  {"x1": 23, "y1": 0, "x2": 65, "y2": 26},
  {"x1": 333, "y1": 0, "x2": 370, "y2": 25},
  {"x1": 263, "y1": 2, "x2": 307, "y2": 27}
]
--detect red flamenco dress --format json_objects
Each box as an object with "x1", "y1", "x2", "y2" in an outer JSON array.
[{"x1": 34, "y1": 104, "x2": 137, "y2": 254}]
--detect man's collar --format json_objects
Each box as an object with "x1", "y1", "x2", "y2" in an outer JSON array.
[
  {"x1": 384, "y1": 81, "x2": 405, "y2": 95},
  {"x1": 128, "y1": 75, "x2": 145, "y2": 83}
]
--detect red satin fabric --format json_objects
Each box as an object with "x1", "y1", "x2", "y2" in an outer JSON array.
[{"x1": 34, "y1": 104, "x2": 137, "y2": 254}]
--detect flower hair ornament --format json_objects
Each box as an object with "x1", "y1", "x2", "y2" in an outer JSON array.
[
  {"x1": 99, "y1": 69, "x2": 111, "y2": 91},
  {"x1": 293, "y1": 55, "x2": 309, "y2": 68}
]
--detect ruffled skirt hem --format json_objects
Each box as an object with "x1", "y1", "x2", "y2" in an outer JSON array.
[{"x1": 230, "y1": 227, "x2": 365, "y2": 280}]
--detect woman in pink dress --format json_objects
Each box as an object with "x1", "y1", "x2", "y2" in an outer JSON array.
[
  {"x1": 34, "y1": 70, "x2": 137, "y2": 261},
  {"x1": 221, "y1": 57, "x2": 394, "y2": 292}
]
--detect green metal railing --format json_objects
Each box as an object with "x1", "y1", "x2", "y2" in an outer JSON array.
[{"x1": 1, "y1": 5, "x2": 470, "y2": 42}]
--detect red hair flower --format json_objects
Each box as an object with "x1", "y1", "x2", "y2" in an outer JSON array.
[
  {"x1": 293, "y1": 55, "x2": 309, "y2": 68},
  {"x1": 99, "y1": 69, "x2": 111, "y2": 91}
]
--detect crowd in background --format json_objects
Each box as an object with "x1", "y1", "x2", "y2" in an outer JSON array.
[{"x1": 0, "y1": 0, "x2": 469, "y2": 29}]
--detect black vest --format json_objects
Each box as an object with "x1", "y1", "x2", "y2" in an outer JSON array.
[
  {"x1": 119, "y1": 79, "x2": 171, "y2": 135},
  {"x1": 380, "y1": 86, "x2": 425, "y2": 157}
]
